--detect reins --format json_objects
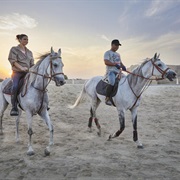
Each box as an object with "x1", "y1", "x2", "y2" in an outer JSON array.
[
  {"x1": 123, "y1": 58, "x2": 169, "y2": 110},
  {"x1": 124, "y1": 60, "x2": 169, "y2": 81},
  {"x1": 127, "y1": 78, "x2": 152, "y2": 110},
  {"x1": 21, "y1": 54, "x2": 64, "y2": 114}
]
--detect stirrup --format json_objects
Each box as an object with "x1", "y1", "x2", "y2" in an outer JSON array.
[{"x1": 10, "y1": 108, "x2": 19, "y2": 116}]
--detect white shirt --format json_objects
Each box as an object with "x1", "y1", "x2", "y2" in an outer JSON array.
[{"x1": 104, "y1": 50, "x2": 122, "y2": 74}]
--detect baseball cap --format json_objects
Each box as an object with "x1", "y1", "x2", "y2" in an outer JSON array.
[{"x1": 111, "y1": 39, "x2": 122, "y2": 46}]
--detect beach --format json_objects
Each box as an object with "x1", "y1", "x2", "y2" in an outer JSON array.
[{"x1": 0, "y1": 83, "x2": 180, "y2": 180}]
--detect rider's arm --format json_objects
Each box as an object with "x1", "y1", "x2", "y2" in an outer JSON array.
[
  {"x1": 120, "y1": 62, "x2": 127, "y2": 71},
  {"x1": 8, "y1": 47, "x2": 28, "y2": 72},
  {"x1": 13, "y1": 62, "x2": 28, "y2": 72},
  {"x1": 29, "y1": 50, "x2": 35, "y2": 67},
  {"x1": 104, "y1": 51, "x2": 118, "y2": 67},
  {"x1": 120, "y1": 62, "x2": 125, "y2": 67},
  {"x1": 104, "y1": 59, "x2": 119, "y2": 66}
]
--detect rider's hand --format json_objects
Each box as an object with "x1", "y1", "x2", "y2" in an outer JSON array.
[
  {"x1": 115, "y1": 64, "x2": 121, "y2": 69},
  {"x1": 21, "y1": 67, "x2": 28, "y2": 72},
  {"x1": 122, "y1": 65, "x2": 126, "y2": 71}
]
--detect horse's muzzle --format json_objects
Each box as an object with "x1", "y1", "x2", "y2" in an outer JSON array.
[
  {"x1": 166, "y1": 70, "x2": 177, "y2": 81},
  {"x1": 56, "y1": 80, "x2": 66, "y2": 86},
  {"x1": 54, "y1": 76, "x2": 66, "y2": 86}
]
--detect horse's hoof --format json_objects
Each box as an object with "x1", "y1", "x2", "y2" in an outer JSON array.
[
  {"x1": 137, "y1": 144, "x2": 144, "y2": 149},
  {"x1": 97, "y1": 131, "x2": 101, "y2": 137},
  {"x1": 44, "y1": 148, "x2": 50, "y2": 156},
  {"x1": 107, "y1": 135, "x2": 112, "y2": 141},
  {"x1": 88, "y1": 128, "x2": 92, "y2": 133},
  {"x1": 27, "y1": 151, "x2": 35, "y2": 156}
]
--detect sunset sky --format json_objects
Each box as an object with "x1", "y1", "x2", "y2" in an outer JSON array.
[{"x1": 0, "y1": 0, "x2": 180, "y2": 79}]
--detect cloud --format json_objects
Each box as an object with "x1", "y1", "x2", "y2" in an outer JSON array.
[
  {"x1": 100, "y1": 34, "x2": 110, "y2": 42},
  {"x1": 145, "y1": 0, "x2": 178, "y2": 17},
  {"x1": 120, "y1": 32, "x2": 180, "y2": 67},
  {"x1": 124, "y1": 32, "x2": 180, "y2": 55},
  {"x1": 0, "y1": 13, "x2": 38, "y2": 30},
  {"x1": 174, "y1": 18, "x2": 180, "y2": 25}
]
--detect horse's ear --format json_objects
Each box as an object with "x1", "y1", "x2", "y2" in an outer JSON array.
[
  {"x1": 51, "y1": 47, "x2": 54, "y2": 54},
  {"x1": 58, "y1": 48, "x2": 61, "y2": 57},
  {"x1": 157, "y1": 53, "x2": 160, "y2": 59},
  {"x1": 153, "y1": 53, "x2": 157, "y2": 60}
]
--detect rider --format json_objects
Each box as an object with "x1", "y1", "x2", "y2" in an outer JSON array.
[
  {"x1": 104, "y1": 39, "x2": 126, "y2": 106},
  {"x1": 8, "y1": 34, "x2": 34, "y2": 116}
]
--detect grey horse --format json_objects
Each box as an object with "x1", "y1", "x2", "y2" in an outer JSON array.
[
  {"x1": 0, "y1": 47, "x2": 65, "y2": 156},
  {"x1": 69, "y1": 53, "x2": 176, "y2": 148}
]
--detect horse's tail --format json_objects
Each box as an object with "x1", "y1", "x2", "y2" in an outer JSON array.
[{"x1": 68, "y1": 83, "x2": 86, "y2": 109}]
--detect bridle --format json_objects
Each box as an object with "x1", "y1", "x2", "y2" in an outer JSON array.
[
  {"x1": 28, "y1": 54, "x2": 64, "y2": 92},
  {"x1": 29, "y1": 55, "x2": 64, "y2": 80},
  {"x1": 21, "y1": 54, "x2": 64, "y2": 114},
  {"x1": 150, "y1": 59, "x2": 170, "y2": 80},
  {"x1": 124, "y1": 58, "x2": 170, "y2": 81},
  {"x1": 123, "y1": 58, "x2": 170, "y2": 110}
]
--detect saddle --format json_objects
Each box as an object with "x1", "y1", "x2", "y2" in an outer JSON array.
[
  {"x1": 96, "y1": 78, "x2": 120, "y2": 97},
  {"x1": 96, "y1": 74, "x2": 126, "y2": 106},
  {"x1": 3, "y1": 78, "x2": 25, "y2": 95}
]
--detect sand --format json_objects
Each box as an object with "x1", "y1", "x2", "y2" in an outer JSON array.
[{"x1": 0, "y1": 83, "x2": 180, "y2": 180}]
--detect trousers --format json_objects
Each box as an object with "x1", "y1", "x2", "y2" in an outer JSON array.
[
  {"x1": 11, "y1": 71, "x2": 27, "y2": 94},
  {"x1": 107, "y1": 71, "x2": 118, "y2": 86}
]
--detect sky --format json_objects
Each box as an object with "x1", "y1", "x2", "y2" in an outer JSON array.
[{"x1": 0, "y1": 0, "x2": 180, "y2": 79}]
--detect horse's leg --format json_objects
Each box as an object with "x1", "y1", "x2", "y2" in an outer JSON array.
[
  {"x1": 15, "y1": 109, "x2": 22, "y2": 142},
  {"x1": 108, "y1": 110, "x2": 125, "y2": 140},
  {"x1": 39, "y1": 110, "x2": 54, "y2": 156},
  {"x1": 89, "y1": 98, "x2": 101, "y2": 136},
  {"x1": 0, "y1": 97, "x2": 8, "y2": 135},
  {"x1": 26, "y1": 111, "x2": 35, "y2": 156},
  {"x1": 130, "y1": 107, "x2": 143, "y2": 148},
  {"x1": 88, "y1": 98, "x2": 100, "y2": 132},
  {"x1": 0, "y1": 112, "x2": 2, "y2": 135}
]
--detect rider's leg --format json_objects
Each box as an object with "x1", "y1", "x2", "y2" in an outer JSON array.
[
  {"x1": 10, "y1": 72, "x2": 26, "y2": 116},
  {"x1": 105, "y1": 71, "x2": 116, "y2": 106}
]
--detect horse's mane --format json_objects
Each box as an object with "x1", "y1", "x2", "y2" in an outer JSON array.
[
  {"x1": 131, "y1": 58, "x2": 150, "y2": 74},
  {"x1": 127, "y1": 58, "x2": 151, "y2": 85},
  {"x1": 31, "y1": 52, "x2": 50, "y2": 72},
  {"x1": 28, "y1": 52, "x2": 50, "y2": 84}
]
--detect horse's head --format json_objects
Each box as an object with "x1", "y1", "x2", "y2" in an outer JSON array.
[
  {"x1": 48, "y1": 47, "x2": 65, "y2": 86},
  {"x1": 151, "y1": 53, "x2": 176, "y2": 81}
]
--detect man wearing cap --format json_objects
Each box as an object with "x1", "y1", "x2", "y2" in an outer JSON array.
[{"x1": 104, "y1": 39, "x2": 126, "y2": 106}]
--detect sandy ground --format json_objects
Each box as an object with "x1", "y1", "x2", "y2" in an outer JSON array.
[{"x1": 0, "y1": 83, "x2": 180, "y2": 180}]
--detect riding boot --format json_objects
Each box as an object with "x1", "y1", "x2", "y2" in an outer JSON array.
[
  {"x1": 10, "y1": 94, "x2": 19, "y2": 116},
  {"x1": 105, "y1": 85, "x2": 114, "y2": 106}
]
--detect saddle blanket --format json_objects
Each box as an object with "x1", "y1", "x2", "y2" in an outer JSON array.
[
  {"x1": 96, "y1": 78, "x2": 120, "y2": 97},
  {"x1": 3, "y1": 80, "x2": 13, "y2": 95},
  {"x1": 3, "y1": 79, "x2": 25, "y2": 95}
]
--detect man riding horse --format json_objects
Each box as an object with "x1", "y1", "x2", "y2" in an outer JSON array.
[{"x1": 104, "y1": 39, "x2": 126, "y2": 105}]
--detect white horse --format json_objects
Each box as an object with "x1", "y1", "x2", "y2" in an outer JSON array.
[
  {"x1": 69, "y1": 53, "x2": 176, "y2": 148},
  {"x1": 0, "y1": 47, "x2": 65, "y2": 156}
]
